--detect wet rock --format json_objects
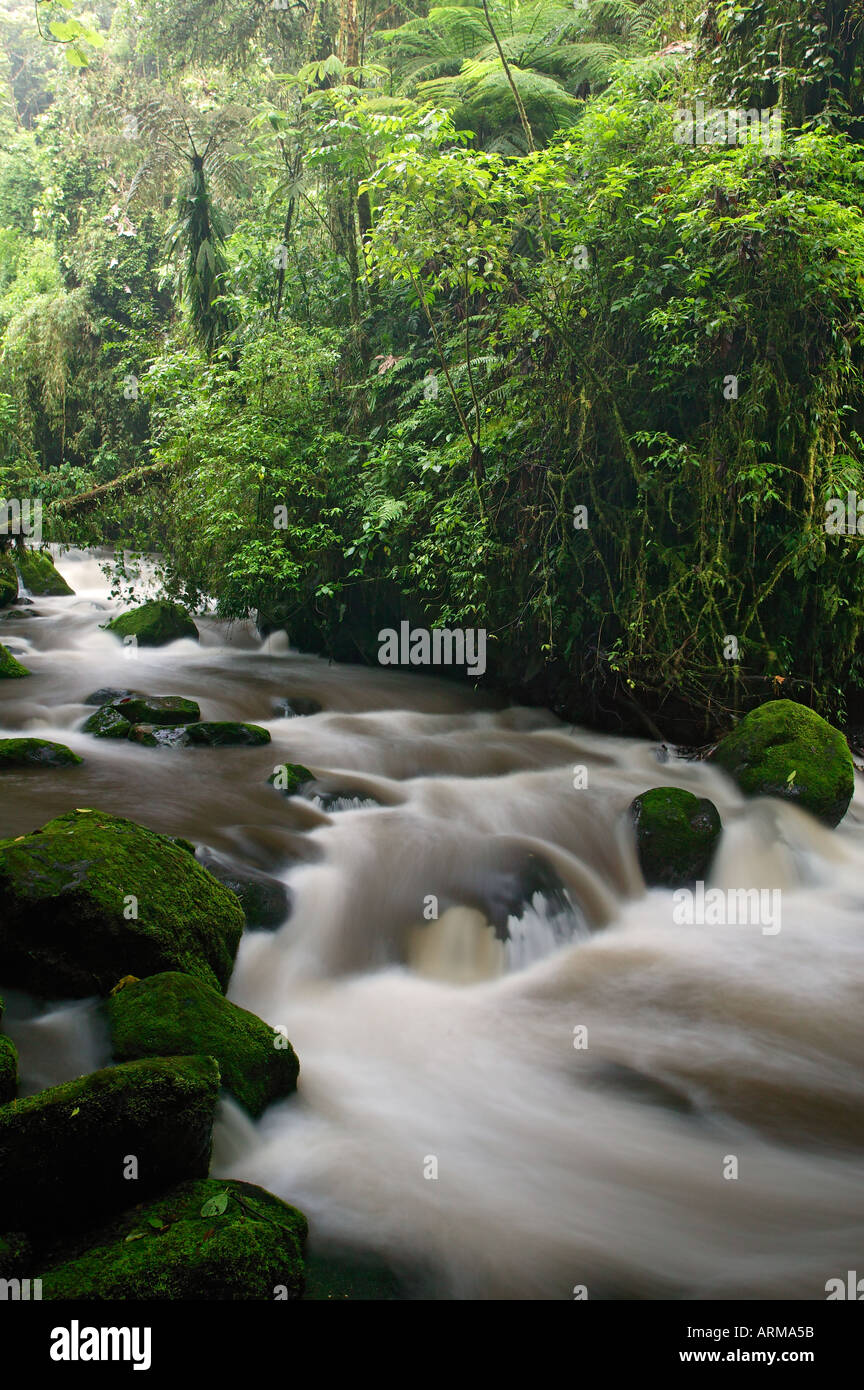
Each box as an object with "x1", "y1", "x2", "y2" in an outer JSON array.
[
  {"x1": 185, "y1": 721, "x2": 271, "y2": 748},
  {"x1": 196, "y1": 848, "x2": 291, "y2": 929},
  {"x1": 268, "y1": 763, "x2": 314, "y2": 796},
  {"x1": 83, "y1": 687, "x2": 135, "y2": 706},
  {"x1": 81, "y1": 705, "x2": 131, "y2": 740},
  {"x1": 40, "y1": 1179, "x2": 306, "y2": 1300},
  {"x1": 480, "y1": 851, "x2": 571, "y2": 937},
  {"x1": 711, "y1": 699, "x2": 854, "y2": 827},
  {"x1": 17, "y1": 548, "x2": 74, "y2": 597},
  {"x1": 129, "y1": 723, "x2": 190, "y2": 748},
  {"x1": 274, "y1": 696, "x2": 323, "y2": 718},
  {"x1": 0, "y1": 810, "x2": 244, "y2": 997},
  {"x1": 0, "y1": 642, "x2": 29, "y2": 679},
  {"x1": 104, "y1": 600, "x2": 199, "y2": 647},
  {"x1": 0, "y1": 738, "x2": 82, "y2": 769},
  {"x1": 113, "y1": 694, "x2": 200, "y2": 725},
  {"x1": 0, "y1": 1056, "x2": 219, "y2": 1236},
  {"x1": 106, "y1": 972, "x2": 299, "y2": 1118},
  {"x1": 630, "y1": 787, "x2": 722, "y2": 888},
  {"x1": 0, "y1": 552, "x2": 17, "y2": 607}
]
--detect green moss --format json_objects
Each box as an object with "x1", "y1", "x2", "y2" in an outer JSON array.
[
  {"x1": 41, "y1": 1179, "x2": 306, "y2": 1300},
  {"x1": 712, "y1": 699, "x2": 854, "y2": 827},
  {"x1": 186, "y1": 722, "x2": 271, "y2": 748},
  {"x1": 0, "y1": 809, "x2": 245, "y2": 998},
  {"x1": 0, "y1": 1034, "x2": 17, "y2": 1104},
  {"x1": 106, "y1": 972, "x2": 299, "y2": 1118},
  {"x1": 112, "y1": 694, "x2": 200, "y2": 725},
  {"x1": 0, "y1": 553, "x2": 17, "y2": 608},
  {"x1": 81, "y1": 706, "x2": 132, "y2": 740},
  {"x1": 0, "y1": 738, "x2": 82, "y2": 769},
  {"x1": 0, "y1": 642, "x2": 29, "y2": 679},
  {"x1": 0, "y1": 1056, "x2": 219, "y2": 1237},
  {"x1": 630, "y1": 787, "x2": 722, "y2": 888},
  {"x1": 104, "y1": 601, "x2": 199, "y2": 647},
  {"x1": 268, "y1": 763, "x2": 314, "y2": 795},
  {"x1": 17, "y1": 549, "x2": 74, "y2": 597}
]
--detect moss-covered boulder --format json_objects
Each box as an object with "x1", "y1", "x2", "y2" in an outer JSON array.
[
  {"x1": 0, "y1": 552, "x2": 17, "y2": 607},
  {"x1": 17, "y1": 548, "x2": 74, "y2": 597},
  {"x1": 114, "y1": 694, "x2": 200, "y2": 725},
  {"x1": 104, "y1": 601, "x2": 198, "y2": 647},
  {"x1": 197, "y1": 849, "x2": 291, "y2": 929},
  {"x1": 0, "y1": 810, "x2": 245, "y2": 997},
  {"x1": 268, "y1": 763, "x2": 314, "y2": 796},
  {"x1": 0, "y1": 738, "x2": 82, "y2": 769},
  {"x1": 0, "y1": 642, "x2": 28, "y2": 678},
  {"x1": 630, "y1": 787, "x2": 722, "y2": 888},
  {"x1": 106, "y1": 972, "x2": 299, "y2": 1118},
  {"x1": 81, "y1": 705, "x2": 132, "y2": 740},
  {"x1": 186, "y1": 721, "x2": 271, "y2": 748},
  {"x1": 711, "y1": 699, "x2": 854, "y2": 827},
  {"x1": 0, "y1": 1056, "x2": 219, "y2": 1236},
  {"x1": 0, "y1": 996, "x2": 16, "y2": 1104},
  {"x1": 41, "y1": 1179, "x2": 306, "y2": 1300}
]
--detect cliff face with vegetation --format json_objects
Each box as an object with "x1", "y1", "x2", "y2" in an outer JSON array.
[{"x1": 3, "y1": 1, "x2": 864, "y2": 739}]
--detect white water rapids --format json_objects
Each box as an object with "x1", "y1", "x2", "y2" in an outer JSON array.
[{"x1": 1, "y1": 547, "x2": 863, "y2": 1299}]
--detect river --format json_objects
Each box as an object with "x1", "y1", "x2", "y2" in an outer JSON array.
[{"x1": 1, "y1": 546, "x2": 863, "y2": 1299}]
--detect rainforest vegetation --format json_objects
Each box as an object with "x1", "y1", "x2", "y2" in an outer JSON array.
[{"x1": 3, "y1": 0, "x2": 864, "y2": 739}]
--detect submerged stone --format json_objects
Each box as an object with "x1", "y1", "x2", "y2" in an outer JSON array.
[
  {"x1": 104, "y1": 601, "x2": 199, "y2": 647},
  {"x1": 106, "y1": 972, "x2": 299, "y2": 1118},
  {"x1": 0, "y1": 809, "x2": 244, "y2": 997},
  {"x1": 17, "y1": 548, "x2": 74, "y2": 597},
  {"x1": 274, "y1": 696, "x2": 323, "y2": 718},
  {"x1": 0, "y1": 1056, "x2": 219, "y2": 1236},
  {"x1": 630, "y1": 786, "x2": 722, "y2": 888},
  {"x1": 0, "y1": 642, "x2": 29, "y2": 679},
  {"x1": 40, "y1": 1179, "x2": 306, "y2": 1300},
  {"x1": 711, "y1": 699, "x2": 854, "y2": 827},
  {"x1": 0, "y1": 738, "x2": 82, "y2": 769},
  {"x1": 185, "y1": 721, "x2": 271, "y2": 748}
]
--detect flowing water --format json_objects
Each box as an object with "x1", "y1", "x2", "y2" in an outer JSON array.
[{"x1": 2, "y1": 547, "x2": 864, "y2": 1300}]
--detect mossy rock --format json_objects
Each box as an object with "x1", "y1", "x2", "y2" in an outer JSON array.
[
  {"x1": 113, "y1": 694, "x2": 200, "y2": 725},
  {"x1": 0, "y1": 809, "x2": 244, "y2": 998},
  {"x1": 129, "y1": 723, "x2": 190, "y2": 748},
  {"x1": 104, "y1": 601, "x2": 199, "y2": 647},
  {"x1": 197, "y1": 848, "x2": 291, "y2": 929},
  {"x1": 185, "y1": 721, "x2": 271, "y2": 748},
  {"x1": 0, "y1": 1056, "x2": 219, "y2": 1236},
  {"x1": 268, "y1": 763, "x2": 314, "y2": 796},
  {"x1": 0, "y1": 738, "x2": 82, "y2": 769},
  {"x1": 630, "y1": 787, "x2": 722, "y2": 888},
  {"x1": 0, "y1": 642, "x2": 29, "y2": 679},
  {"x1": 0, "y1": 1034, "x2": 17, "y2": 1104},
  {"x1": 0, "y1": 552, "x2": 17, "y2": 607},
  {"x1": 17, "y1": 548, "x2": 74, "y2": 597},
  {"x1": 106, "y1": 972, "x2": 299, "y2": 1118},
  {"x1": 83, "y1": 687, "x2": 136, "y2": 707},
  {"x1": 40, "y1": 1179, "x2": 307, "y2": 1300},
  {"x1": 711, "y1": 699, "x2": 854, "y2": 827},
  {"x1": 81, "y1": 705, "x2": 132, "y2": 740}
]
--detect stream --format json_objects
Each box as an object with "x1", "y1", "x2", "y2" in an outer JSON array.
[{"x1": 1, "y1": 547, "x2": 863, "y2": 1300}]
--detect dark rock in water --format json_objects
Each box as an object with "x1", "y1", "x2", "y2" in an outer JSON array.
[
  {"x1": 0, "y1": 809, "x2": 244, "y2": 997},
  {"x1": 0, "y1": 738, "x2": 82, "y2": 769},
  {"x1": 185, "y1": 721, "x2": 271, "y2": 748},
  {"x1": 106, "y1": 971, "x2": 299, "y2": 1118},
  {"x1": 479, "y1": 851, "x2": 571, "y2": 938},
  {"x1": 268, "y1": 763, "x2": 314, "y2": 796},
  {"x1": 0, "y1": 1056, "x2": 219, "y2": 1236},
  {"x1": 711, "y1": 698, "x2": 853, "y2": 827},
  {"x1": 83, "y1": 687, "x2": 135, "y2": 707},
  {"x1": 1, "y1": 610, "x2": 31, "y2": 621},
  {"x1": 630, "y1": 787, "x2": 722, "y2": 888},
  {"x1": 104, "y1": 600, "x2": 199, "y2": 647},
  {"x1": 0, "y1": 1035, "x2": 16, "y2": 1104},
  {"x1": 0, "y1": 642, "x2": 29, "y2": 679},
  {"x1": 81, "y1": 705, "x2": 131, "y2": 740},
  {"x1": 113, "y1": 694, "x2": 200, "y2": 725},
  {"x1": 274, "y1": 696, "x2": 323, "y2": 718},
  {"x1": 39, "y1": 1179, "x2": 307, "y2": 1300},
  {"x1": 197, "y1": 847, "x2": 292, "y2": 929},
  {"x1": 17, "y1": 548, "x2": 74, "y2": 596},
  {"x1": 129, "y1": 723, "x2": 189, "y2": 748}
]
